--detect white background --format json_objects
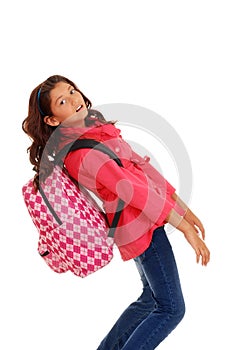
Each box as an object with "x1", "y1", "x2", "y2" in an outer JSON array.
[{"x1": 1, "y1": 1, "x2": 233, "y2": 349}]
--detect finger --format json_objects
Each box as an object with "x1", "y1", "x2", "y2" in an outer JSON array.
[
  {"x1": 201, "y1": 248, "x2": 210, "y2": 266},
  {"x1": 202, "y1": 254, "x2": 206, "y2": 266},
  {"x1": 198, "y1": 222, "x2": 205, "y2": 240},
  {"x1": 193, "y1": 217, "x2": 205, "y2": 236},
  {"x1": 201, "y1": 227, "x2": 205, "y2": 240},
  {"x1": 196, "y1": 249, "x2": 200, "y2": 264},
  {"x1": 195, "y1": 224, "x2": 205, "y2": 240},
  {"x1": 205, "y1": 248, "x2": 211, "y2": 265}
]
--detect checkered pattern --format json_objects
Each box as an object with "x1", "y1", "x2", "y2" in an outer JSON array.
[{"x1": 22, "y1": 166, "x2": 114, "y2": 278}]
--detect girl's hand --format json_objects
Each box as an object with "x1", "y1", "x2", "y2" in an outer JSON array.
[
  {"x1": 184, "y1": 208, "x2": 205, "y2": 240},
  {"x1": 171, "y1": 193, "x2": 205, "y2": 239},
  {"x1": 183, "y1": 228, "x2": 210, "y2": 266},
  {"x1": 165, "y1": 209, "x2": 210, "y2": 266}
]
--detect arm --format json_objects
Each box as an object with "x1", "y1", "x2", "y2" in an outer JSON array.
[
  {"x1": 165, "y1": 195, "x2": 210, "y2": 266},
  {"x1": 131, "y1": 150, "x2": 176, "y2": 195},
  {"x1": 127, "y1": 150, "x2": 210, "y2": 265},
  {"x1": 67, "y1": 149, "x2": 178, "y2": 226},
  {"x1": 171, "y1": 192, "x2": 205, "y2": 238}
]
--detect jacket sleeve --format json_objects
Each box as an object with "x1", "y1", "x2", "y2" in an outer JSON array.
[
  {"x1": 130, "y1": 150, "x2": 176, "y2": 194},
  {"x1": 66, "y1": 149, "x2": 180, "y2": 226},
  {"x1": 130, "y1": 151, "x2": 186, "y2": 217}
]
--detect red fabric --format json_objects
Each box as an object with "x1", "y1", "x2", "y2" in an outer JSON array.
[{"x1": 59, "y1": 121, "x2": 185, "y2": 260}]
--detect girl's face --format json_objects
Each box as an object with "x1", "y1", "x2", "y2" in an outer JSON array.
[{"x1": 44, "y1": 81, "x2": 88, "y2": 127}]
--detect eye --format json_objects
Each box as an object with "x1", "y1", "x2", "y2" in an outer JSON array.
[
  {"x1": 70, "y1": 88, "x2": 76, "y2": 95},
  {"x1": 60, "y1": 99, "x2": 66, "y2": 105}
]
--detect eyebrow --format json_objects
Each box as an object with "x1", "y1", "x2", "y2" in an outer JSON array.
[{"x1": 55, "y1": 85, "x2": 73, "y2": 105}]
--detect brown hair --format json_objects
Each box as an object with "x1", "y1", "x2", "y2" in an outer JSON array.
[{"x1": 22, "y1": 74, "x2": 109, "y2": 190}]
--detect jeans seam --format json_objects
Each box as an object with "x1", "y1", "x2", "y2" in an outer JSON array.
[
  {"x1": 151, "y1": 240, "x2": 176, "y2": 314},
  {"x1": 137, "y1": 241, "x2": 177, "y2": 349},
  {"x1": 112, "y1": 310, "x2": 151, "y2": 350},
  {"x1": 139, "y1": 314, "x2": 173, "y2": 350}
]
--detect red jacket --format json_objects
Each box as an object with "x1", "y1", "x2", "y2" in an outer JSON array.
[{"x1": 60, "y1": 121, "x2": 185, "y2": 260}]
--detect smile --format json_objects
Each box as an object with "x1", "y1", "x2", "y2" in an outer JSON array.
[{"x1": 76, "y1": 105, "x2": 83, "y2": 112}]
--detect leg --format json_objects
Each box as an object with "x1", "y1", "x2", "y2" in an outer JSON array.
[
  {"x1": 122, "y1": 226, "x2": 185, "y2": 350},
  {"x1": 97, "y1": 259, "x2": 156, "y2": 349}
]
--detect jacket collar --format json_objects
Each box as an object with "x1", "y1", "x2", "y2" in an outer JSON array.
[{"x1": 59, "y1": 121, "x2": 121, "y2": 150}]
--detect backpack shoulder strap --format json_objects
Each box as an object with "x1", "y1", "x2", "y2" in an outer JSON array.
[
  {"x1": 54, "y1": 138, "x2": 123, "y2": 168},
  {"x1": 53, "y1": 138, "x2": 124, "y2": 238}
]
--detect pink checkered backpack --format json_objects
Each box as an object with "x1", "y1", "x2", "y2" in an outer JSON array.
[{"x1": 22, "y1": 139, "x2": 124, "y2": 278}]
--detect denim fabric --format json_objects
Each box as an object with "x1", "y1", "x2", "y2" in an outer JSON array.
[{"x1": 97, "y1": 226, "x2": 185, "y2": 350}]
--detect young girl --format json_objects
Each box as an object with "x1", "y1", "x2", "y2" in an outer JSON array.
[{"x1": 22, "y1": 75, "x2": 210, "y2": 350}]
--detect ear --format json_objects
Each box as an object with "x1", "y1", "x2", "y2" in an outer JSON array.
[{"x1": 44, "y1": 116, "x2": 60, "y2": 126}]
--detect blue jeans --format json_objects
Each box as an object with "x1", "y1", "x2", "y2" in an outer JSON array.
[{"x1": 97, "y1": 226, "x2": 185, "y2": 350}]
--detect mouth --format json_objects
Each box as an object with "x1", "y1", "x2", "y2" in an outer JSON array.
[{"x1": 76, "y1": 105, "x2": 83, "y2": 112}]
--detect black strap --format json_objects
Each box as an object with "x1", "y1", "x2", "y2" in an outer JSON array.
[
  {"x1": 108, "y1": 199, "x2": 125, "y2": 237},
  {"x1": 46, "y1": 139, "x2": 125, "y2": 238},
  {"x1": 54, "y1": 139, "x2": 123, "y2": 167},
  {"x1": 38, "y1": 184, "x2": 63, "y2": 225}
]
